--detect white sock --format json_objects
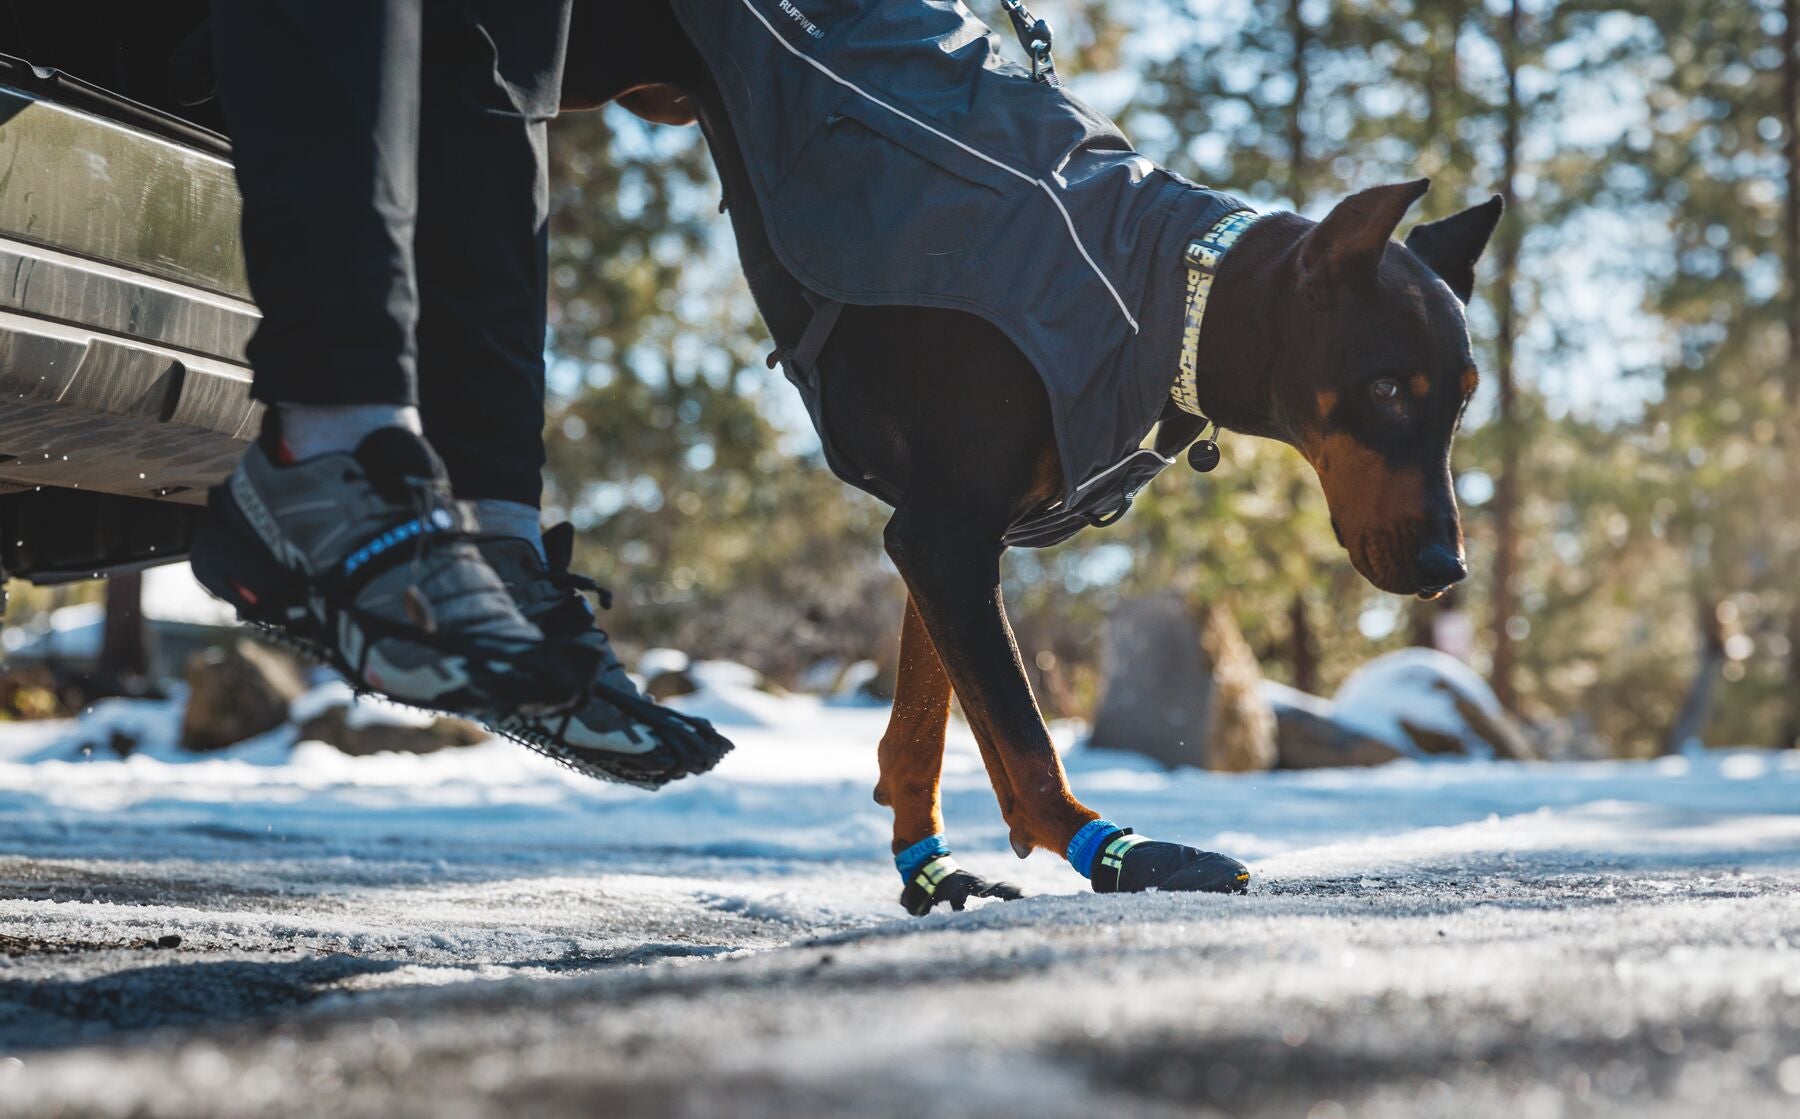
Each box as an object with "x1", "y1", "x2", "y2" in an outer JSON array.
[
  {"x1": 277, "y1": 403, "x2": 422, "y2": 460},
  {"x1": 470, "y1": 498, "x2": 546, "y2": 561}
]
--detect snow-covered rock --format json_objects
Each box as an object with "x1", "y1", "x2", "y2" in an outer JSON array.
[
  {"x1": 823, "y1": 659, "x2": 888, "y2": 707},
  {"x1": 664, "y1": 660, "x2": 797, "y2": 729},
  {"x1": 1333, "y1": 648, "x2": 1534, "y2": 760},
  {"x1": 636, "y1": 647, "x2": 691, "y2": 678},
  {"x1": 1261, "y1": 679, "x2": 1403, "y2": 768}
]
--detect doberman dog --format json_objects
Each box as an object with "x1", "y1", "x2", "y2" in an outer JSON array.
[{"x1": 573, "y1": 3, "x2": 1500, "y2": 912}]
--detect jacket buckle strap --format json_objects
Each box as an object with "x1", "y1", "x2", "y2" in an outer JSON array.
[{"x1": 999, "y1": 0, "x2": 1058, "y2": 85}]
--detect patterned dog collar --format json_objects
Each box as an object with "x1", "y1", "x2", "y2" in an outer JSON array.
[{"x1": 1173, "y1": 208, "x2": 1260, "y2": 417}]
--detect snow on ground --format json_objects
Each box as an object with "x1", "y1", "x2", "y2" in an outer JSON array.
[{"x1": 2, "y1": 676, "x2": 1800, "y2": 1117}]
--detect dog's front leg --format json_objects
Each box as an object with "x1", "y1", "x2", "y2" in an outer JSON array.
[
  {"x1": 883, "y1": 508, "x2": 1098, "y2": 863},
  {"x1": 873, "y1": 595, "x2": 952, "y2": 840},
  {"x1": 884, "y1": 506, "x2": 1251, "y2": 898},
  {"x1": 874, "y1": 595, "x2": 1024, "y2": 915}
]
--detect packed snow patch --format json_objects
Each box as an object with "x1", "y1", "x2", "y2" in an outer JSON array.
[{"x1": 1, "y1": 668, "x2": 1796, "y2": 888}]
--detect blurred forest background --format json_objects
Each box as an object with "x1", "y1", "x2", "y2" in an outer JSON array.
[
  {"x1": 10, "y1": 0, "x2": 1789, "y2": 760},
  {"x1": 526, "y1": 0, "x2": 1800, "y2": 758},
  {"x1": 534, "y1": 0, "x2": 1799, "y2": 759}
]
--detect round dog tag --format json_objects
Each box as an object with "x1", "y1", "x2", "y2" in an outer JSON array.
[{"x1": 1187, "y1": 439, "x2": 1221, "y2": 473}]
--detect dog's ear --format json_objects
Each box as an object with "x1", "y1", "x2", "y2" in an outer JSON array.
[
  {"x1": 1404, "y1": 195, "x2": 1505, "y2": 304},
  {"x1": 1298, "y1": 179, "x2": 1431, "y2": 304}
]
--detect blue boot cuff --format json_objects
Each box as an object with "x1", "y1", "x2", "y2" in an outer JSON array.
[
  {"x1": 1066, "y1": 819, "x2": 1121, "y2": 880},
  {"x1": 895, "y1": 834, "x2": 952, "y2": 882}
]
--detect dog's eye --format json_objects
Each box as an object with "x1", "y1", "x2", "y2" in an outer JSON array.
[{"x1": 1371, "y1": 379, "x2": 1401, "y2": 404}]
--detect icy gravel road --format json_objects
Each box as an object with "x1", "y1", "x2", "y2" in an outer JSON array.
[{"x1": 3, "y1": 691, "x2": 1800, "y2": 1118}]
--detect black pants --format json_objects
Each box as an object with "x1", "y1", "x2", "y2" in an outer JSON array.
[{"x1": 212, "y1": 0, "x2": 572, "y2": 507}]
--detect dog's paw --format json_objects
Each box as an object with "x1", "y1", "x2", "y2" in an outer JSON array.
[
  {"x1": 1090, "y1": 832, "x2": 1250, "y2": 895},
  {"x1": 900, "y1": 857, "x2": 1026, "y2": 916}
]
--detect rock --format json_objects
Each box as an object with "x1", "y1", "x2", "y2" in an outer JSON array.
[
  {"x1": 828, "y1": 660, "x2": 885, "y2": 704},
  {"x1": 295, "y1": 704, "x2": 486, "y2": 757},
  {"x1": 1334, "y1": 648, "x2": 1537, "y2": 761},
  {"x1": 644, "y1": 668, "x2": 699, "y2": 701},
  {"x1": 1196, "y1": 604, "x2": 1278, "y2": 773},
  {"x1": 637, "y1": 647, "x2": 692, "y2": 678},
  {"x1": 638, "y1": 647, "x2": 701, "y2": 700},
  {"x1": 1089, "y1": 595, "x2": 1276, "y2": 772},
  {"x1": 106, "y1": 728, "x2": 139, "y2": 759},
  {"x1": 690, "y1": 660, "x2": 771, "y2": 692},
  {"x1": 1090, "y1": 595, "x2": 1209, "y2": 769},
  {"x1": 180, "y1": 638, "x2": 306, "y2": 751},
  {"x1": 0, "y1": 665, "x2": 70, "y2": 720},
  {"x1": 1263, "y1": 681, "x2": 1404, "y2": 768},
  {"x1": 1527, "y1": 716, "x2": 1612, "y2": 762},
  {"x1": 796, "y1": 658, "x2": 847, "y2": 695}
]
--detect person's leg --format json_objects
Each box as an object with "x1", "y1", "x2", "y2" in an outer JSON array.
[
  {"x1": 414, "y1": 0, "x2": 569, "y2": 536},
  {"x1": 396, "y1": 2, "x2": 730, "y2": 784},
  {"x1": 211, "y1": 0, "x2": 423, "y2": 413},
  {"x1": 197, "y1": 0, "x2": 597, "y2": 718}
]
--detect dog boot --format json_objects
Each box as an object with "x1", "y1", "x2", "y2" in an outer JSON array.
[
  {"x1": 190, "y1": 417, "x2": 598, "y2": 720},
  {"x1": 1068, "y1": 821, "x2": 1250, "y2": 894},
  {"x1": 895, "y1": 835, "x2": 1026, "y2": 916},
  {"x1": 477, "y1": 523, "x2": 735, "y2": 788}
]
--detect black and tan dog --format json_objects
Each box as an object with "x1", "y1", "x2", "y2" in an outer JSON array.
[{"x1": 575, "y1": 4, "x2": 1500, "y2": 913}]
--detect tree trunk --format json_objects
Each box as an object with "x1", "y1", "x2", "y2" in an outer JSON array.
[
  {"x1": 1783, "y1": 0, "x2": 1800, "y2": 747},
  {"x1": 1664, "y1": 600, "x2": 1726, "y2": 756},
  {"x1": 1288, "y1": 593, "x2": 1318, "y2": 695},
  {"x1": 1410, "y1": 595, "x2": 1437, "y2": 649},
  {"x1": 1286, "y1": 0, "x2": 1308, "y2": 209},
  {"x1": 98, "y1": 572, "x2": 149, "y2": 682},
  {"x1": 1490, "y1": 0, "x2": 1524, "y2": 713},
  {"x1": 1282, "y1": 4, "x2": 1313, "y2": 691}
]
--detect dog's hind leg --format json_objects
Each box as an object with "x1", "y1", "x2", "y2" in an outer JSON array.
[{"x1": 875, "y1": 595, "x2": 1025, "y2": 916}]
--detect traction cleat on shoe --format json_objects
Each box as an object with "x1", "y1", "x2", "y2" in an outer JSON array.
[
  {"x1": 478, "y1": 523, "x2": 735, "y2": 789},
  {"x1": 1089, "y1": 829, "x2": 1250, "y2": 895},
  {"x1": 189, "y1": 418, "x2": 598, "y2": 720}
]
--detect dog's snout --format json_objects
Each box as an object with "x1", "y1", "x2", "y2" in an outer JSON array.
[{"x1": 1414, "y1": 542, "x2": 1468, "y2": 595}]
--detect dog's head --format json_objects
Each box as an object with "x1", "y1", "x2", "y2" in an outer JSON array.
[{"x1": 1255, "y1": 179, "x2": 1502, "y2": 599}]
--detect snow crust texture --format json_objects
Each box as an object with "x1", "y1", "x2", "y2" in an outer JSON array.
[{"x1": 3, "y1": 689, "x2": 1800, "y2": 1118}]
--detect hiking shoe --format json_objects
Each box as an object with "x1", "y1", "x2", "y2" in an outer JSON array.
[
  {"x1": 190, "y1": 418, "x2": 598, "y2": 720},
  {"x1": 477, "y1": 523, "x2": 735, "y2": 789}
]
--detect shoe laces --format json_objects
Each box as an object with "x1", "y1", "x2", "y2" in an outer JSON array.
[
  {"x1": 400, "y1": 488, "x2": 442, "y2": 632},
  {"x1": 377, "y1": 474, "x2": 461, "y2": 635},
  {"x1": 549, "y1": 567, "x2": 614, "y2": 612}
]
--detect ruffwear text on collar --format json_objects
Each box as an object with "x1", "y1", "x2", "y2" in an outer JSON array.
[{"x1": 1173, "y1": 209, "x2": 1259, "y2": 417}]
